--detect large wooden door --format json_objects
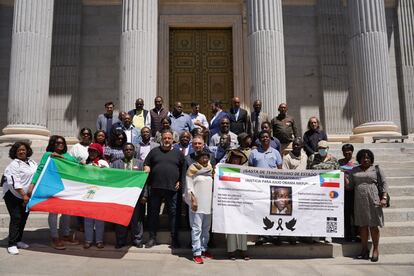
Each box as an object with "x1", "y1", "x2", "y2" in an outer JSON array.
[{"x1": 169, "y1": 29, "x2": 233, "y2": 119}]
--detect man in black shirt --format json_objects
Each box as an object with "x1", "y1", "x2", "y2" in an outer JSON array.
[{"x1": 144, "y1": 129, "x2": 186, "y2": 249}]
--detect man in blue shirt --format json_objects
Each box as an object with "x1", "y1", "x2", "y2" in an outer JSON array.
[
  {"x1": 249, "y1": 130, "x2": 282, "y2": 169},
  {"x1": 250, "y1": 130, "x2": 283, "y2": 246},
  {"x1": 169, "y1": 101, "x2": 194, "y2": 135}
]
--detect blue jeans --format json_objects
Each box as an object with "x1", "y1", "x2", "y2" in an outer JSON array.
[
  {"x1": 84, "y1": 218, "x2": 105, "y2": 243},
  {"x1": 189, "y1": 210, "x2": 211, "y2": 256},
  {"x1": 48, "y1": 213, "x2": 71, "y2": 239}
]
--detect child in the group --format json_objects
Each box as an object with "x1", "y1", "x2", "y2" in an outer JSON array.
[
  {"x1": 83, "y1": 143, "x2": 109, "y2": 249},
  {"x1": 185, "y1": 150, "x2": 214, "y2": 264}
]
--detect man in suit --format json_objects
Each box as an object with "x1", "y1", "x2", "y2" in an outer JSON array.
[
  {"x1": 111, "y1": 143, "x2": 148, "y2": 248},
  {"x1": 250, "y1": 100, "x2": 269, "y2": 140},
  {"x1": 96, "y1": 101, "x2": 119, "y2": 135},
  {"x1": 209, "y1": 100, "x2": 229, "y2": 138},
  {"x1": 229, "y1": 96, "x2": 250, "y2": 135}
]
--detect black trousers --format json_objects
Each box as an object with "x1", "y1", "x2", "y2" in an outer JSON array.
[
  {"x1": 344, "y1": 190, "x2": 357, "y2": 239},
  {"x1": 4, "y1": 191, "x2": 29, "y2": 247},
  {"x1": 148, "y1": 188, "x2": 178, "y2": 240},
  {"x1": 115, "y1": 200, "x2": 145, "y2": 246}
]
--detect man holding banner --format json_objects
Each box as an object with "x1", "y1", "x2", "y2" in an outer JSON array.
[{"x1": 248, "y1": 130, "x2": 283, "y2": 245}]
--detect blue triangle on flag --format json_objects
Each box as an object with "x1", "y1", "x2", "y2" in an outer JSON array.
[{"x1": 28, "y1": 158, "x2": 65, "y2": 209}]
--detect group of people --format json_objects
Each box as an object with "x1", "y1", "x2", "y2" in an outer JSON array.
[{"x1": 2, "y1": 96, "x2": 388, "y2": 264}]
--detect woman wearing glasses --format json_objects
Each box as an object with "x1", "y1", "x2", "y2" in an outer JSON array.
[{"x1": 29, "y1": 135, "x2": 79, "y2": 250}]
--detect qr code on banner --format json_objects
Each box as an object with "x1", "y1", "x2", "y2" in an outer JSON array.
[{"x1": 326, "y1": 217, "x2": 337, "y2": 233}]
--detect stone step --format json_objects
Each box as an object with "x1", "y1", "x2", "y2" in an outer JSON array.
[
  {"x1": 379, "y1": 168, "x2": 414, "y2": 177},
  {"x1": 383, "y1": 208, "x2": 414, "y2": 222},
  {"x1": 374, "y1": 236, "x2": 414, "y2": 255},
  {"x1": 388, "y1": 186, "x2": 414, "y2": 196},
  {"x1": 390, "y1": 196, "x2": 414, "y2": 208},
  {"x1": 386, "y1": 176, "x2": 414, "y2": 186},
  {"x1": 1, "y1": 231, "x2": 413, "y2": 258},
  {"x1": 381, "y1": 221, "x2": 414, "y2": 237}
]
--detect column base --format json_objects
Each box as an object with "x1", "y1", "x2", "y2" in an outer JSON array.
[
  {"x1": 327, "y1": 134, "x2": 351, "y2": 143},
  {"x1": 350, "y1": 122, "x2": 401, "y2": 143},
  {"x1": 0, "y1": 125, "x2": 50, "y2": 146}
]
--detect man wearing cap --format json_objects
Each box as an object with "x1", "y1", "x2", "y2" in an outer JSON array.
[{"x1": 307, "y1": 140, "x2": 339, "y2": 170}]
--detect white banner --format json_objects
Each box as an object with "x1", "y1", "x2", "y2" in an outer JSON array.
[{"x1": 212, "y1": 164, "x2": 344, "y2": 237}]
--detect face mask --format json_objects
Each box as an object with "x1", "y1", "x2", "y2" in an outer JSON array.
[{"x1": 319, "y1": 149, "x2": 328, "y2": 156}]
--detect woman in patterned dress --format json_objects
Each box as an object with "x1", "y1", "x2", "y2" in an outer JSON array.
[{"x1": 347, "y1": 149, "x2": 388, "y2": 262}]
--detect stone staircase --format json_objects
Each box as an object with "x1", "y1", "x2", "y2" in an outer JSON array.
[{"x1": 0, "y1": 142, "x2": 413, "y2": 258}]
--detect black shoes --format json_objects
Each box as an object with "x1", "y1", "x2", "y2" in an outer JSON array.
[
  {"x1": 145, "y1": 239, "x2": 156, "y2": 248},
  {"x1": 171, "y1": 239, "x2": 181, "y2": 249},
  {"x1": 132, "y1": 241, "x2": 144, "y2": 248},
  {"x1": 356, "y1": 250, "x2": 370, "y2": 260},
  {"x1": 371, "y1": 252, "x2": 379, "y2": 262}
]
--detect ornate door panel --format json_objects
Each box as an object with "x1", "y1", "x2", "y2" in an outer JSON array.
[{"x1": 169, "y1": 29, "x2": 233, "y2": 119}]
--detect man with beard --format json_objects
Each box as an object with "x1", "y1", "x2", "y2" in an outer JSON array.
[{"x1": 144, "y1": 129, "x2": 186, "y2": 249}]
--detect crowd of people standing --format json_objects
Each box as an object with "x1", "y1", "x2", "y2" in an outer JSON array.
[{"x1": 2, "y1": 96, "x2": 389, "y2": 264}]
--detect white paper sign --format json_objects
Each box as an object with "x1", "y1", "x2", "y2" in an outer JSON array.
[{"x1": 212, "y1": 164, "x2": 344, "y2": 237}]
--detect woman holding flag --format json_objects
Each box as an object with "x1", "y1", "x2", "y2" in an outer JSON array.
[
  {"x1": 29, "y1": 135, "x2": 79, "y2": 250},
  {"x1": 83, "y1": 143, "x2": 109, "y2": 249}
]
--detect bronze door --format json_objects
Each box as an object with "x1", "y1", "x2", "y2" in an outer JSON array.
[{"x1": 169, "y1": 28, "x2": 233, "y2": 120}]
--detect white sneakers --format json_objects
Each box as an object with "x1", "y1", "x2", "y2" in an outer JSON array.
[
  {"x1": 7, "y1": 246, "x2": 19, "y2": 255},
  {"x1": 17, "y1": 242, "x2": 29, "y2": 249},
  {"x1": 7, "y1": 242, "x2": 29, "y2": 255}
]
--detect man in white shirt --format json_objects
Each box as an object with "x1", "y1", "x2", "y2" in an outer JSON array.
[
  {"x1": 190, "y1": 102, "x2": 209, "y2": 130},
  {"x1": 209, "y1": 117, "x2": 238, "y2": 148}
]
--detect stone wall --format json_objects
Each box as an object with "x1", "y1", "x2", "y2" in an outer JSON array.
[
  {"x1": 77, "y1": 5, "x2": 121, "y2": 131},
  {"x1": 283, "y1": 5, "x2": 321, "y2": 136}
]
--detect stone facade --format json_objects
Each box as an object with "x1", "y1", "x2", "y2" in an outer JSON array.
[{"x1": 0, "y1": 0, "x2": 411, "y2": 142}]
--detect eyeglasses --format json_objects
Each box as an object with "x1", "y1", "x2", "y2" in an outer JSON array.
[
  {"x1": 82, "y1": 133, "x2": 91, "y2": 136},
  {"x1": 55, "y1": 141, "x2": 64, "y2": 145}
]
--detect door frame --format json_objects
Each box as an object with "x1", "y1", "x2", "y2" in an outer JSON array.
[{"x1": 158, "y1": 15, "x2": 245, "y2": 110}]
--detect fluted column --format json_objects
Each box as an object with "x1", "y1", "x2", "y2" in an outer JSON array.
[
  {"x1": 48, "y1": 0, "x2": 82, "y2": 142},
  {"x1": 397, "y1": 0, "x2": 414, "y2": 135},
  {"x1": 247, "y1": 0, "x2": 286, "y2": 118},
  {"x1": 1, "y1": 0, "x2": 54, "y2": 142},
  {"x1": 119, "y1": 0, "x2": 158, "y2": 112},
  {"x1": 347, "y1": 0, "x2": 399, "y2": 139}
]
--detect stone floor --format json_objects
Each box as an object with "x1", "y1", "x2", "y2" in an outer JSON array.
[{"x1": 0, "y1": 245, "x2": 413, "y2": 276}]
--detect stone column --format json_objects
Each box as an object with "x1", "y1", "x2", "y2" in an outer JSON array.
[
  {"x1": 48, "y1": 0, "x2": 82, "y2": 143},
  {"x1": 119, "y1": 0, "x2": 158, "y2": 112},
  {"x1": 1, "y1": 0, "x2": 55, "y2": 143},
  {"x1": 347, "y1": 0, "x2": 399, "y2": 140},
  {"x1": 396, "y1": 0, "x2": 414, "y2": 135},
  {"x1": 247, "y1": 0, "x2": 286, "y2": 119}
]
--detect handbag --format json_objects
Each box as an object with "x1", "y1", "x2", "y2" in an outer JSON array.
[{"x1": 375, "y1": 165, "x2": 390, "y2": 207}]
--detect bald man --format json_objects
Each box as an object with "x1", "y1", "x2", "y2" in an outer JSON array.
[
  {"x1": 229, "y1": 96, "x2": 250, "y2": 135},
  {"x1": 270, "y1": 103, "x2": 298, "y2": 154},
  {"x1": 169, "y1": 101, "x2": 194, "y2": 135}
]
